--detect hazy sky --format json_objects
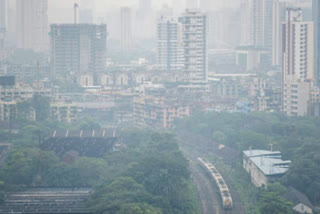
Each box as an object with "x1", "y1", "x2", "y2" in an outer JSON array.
[
  {"x1": 47, "y1": 0, "x2": 240, "y2": 23},
  {"x1": 48, "y1": 0, "x2": 178, "y2": 23},
  {"x1": 50, "y1": 0, "x2": 173, "y2": 11}
]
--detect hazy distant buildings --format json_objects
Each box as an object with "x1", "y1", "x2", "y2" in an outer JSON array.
[
  {"x1": 236, "y1": 47, "x2": 270, "y2": 71},
  {"x1": 314, "y1": 0, "x2": 320, "y2": 86},
  {"x1": 0, "y1": 0, "x2": 7, "y2": 30},
  {"x1": 0, "y1": 0, "x2": 7, "y2": 49},
  {"x1": 282, "y1": 9, "x2": 314, "y2": 116},
  {"x1": 239, "y1": 0, "x2": 251, "y2": 46},
  {"x1": 207, "y1": 10, "x2": 240, "y2": 48},
  {"x1": 179, "y1": 10, "x2": 208, "y2": 83},
  {"x1": 272, "y1": 0, "x2": 312, "y2": 66},
  {"x1": 252, "y1": 0, "x2": 273, "y2": 49},
  {"x1": 136, "y1": 0, "x2": 154, "y2": 39},
  {"x1": 240, "y1": 0, "x2": 273, "y2": 50},
  {"x1": 50, "y1": 24, "x2": 107, "y2": 84},
  {"x1": 16, "y1": 0, "x2": 49, "y2": 52},
  {"x1": 157, "y1": 17, "x2": 183, "y2": 71},
  {"x1": 120, "y1": 7, "x2": 133, "y2": 50}
]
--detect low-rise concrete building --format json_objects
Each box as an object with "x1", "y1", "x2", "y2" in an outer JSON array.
[
  {"x1": 50, "y1": 102, "x2": 78, "y2": 123},
  {"x1": 0, "y1": 100, "x2": 16, "y2": 121},
  {"x1": 243, "y1": 150, "x2": 291, "y2": 188},
  {"x1": 134, "y1": 96, "x2": 190, "y2": 129},
  {"x1": 0, "y1": 83, "x2": 51, "y2": 102},
  {"x1": 283, "y1": 187, "x2": 313, "y2": 214}
]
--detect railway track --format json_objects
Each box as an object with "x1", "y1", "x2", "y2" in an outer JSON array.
[
  {"x1": 177, "y1": 133, "x2": 245, "y2": 214},
  {"x1": 190, "y1": 161, "x2": 221, "y2": 214}
]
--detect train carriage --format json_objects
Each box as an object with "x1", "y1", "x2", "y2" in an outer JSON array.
[{"x1": 198, "y1": 157, "x2": 233, "y2": 210}]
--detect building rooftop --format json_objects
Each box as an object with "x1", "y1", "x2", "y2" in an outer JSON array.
[
  {"x1": 250, "y1": 156, "x2": 291, "y2": 175},
  {"x1": 0, "y1": 188, "x2": 93, "y2": 214},
  {"x1": 283, "y1": 187, "x2": 313, "y2": 209},
  {"x1": 243, "y1": 150, "x2": 282, "y2": 158},
  {"x1": 52, "y1": 129, "x2": 117, "y2": 138},
  {"x1": 243, "y1": 150, "x2": 291, "y2": 176}
]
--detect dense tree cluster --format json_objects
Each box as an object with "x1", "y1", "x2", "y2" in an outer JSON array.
[
  {"x1": 176, "y1": 112, "x2": 320, "y2": 205},
  {"x1": 0, "y1": 122, "x2": 198, "y2": 214},
  {"x1": 89, "y1": 131, "x2": 197, "y2": 214}
]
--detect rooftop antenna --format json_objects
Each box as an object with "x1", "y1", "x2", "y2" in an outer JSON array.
[{"x1": 74, "y1": 3, "x2": 79, "y2": 24}]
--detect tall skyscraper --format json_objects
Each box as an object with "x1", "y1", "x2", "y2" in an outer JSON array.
[
  {"x1": 239, "y1": 0, "x2": 252, "y2": 46},
  {"x1": 179, "y1": 10, "x2": 208, "y2": 83},
  {"x1": 120, "y1": 7, "x2": 133, "y2": 50},
  {"x1": 314, "y1": 0, "x2": 320, "y2": 86},
  {"x1": 251, "y1": 0, "x2": 273, "y2": 48},
  {"x1": 0, "y1": 0, "x2": 7, "y2": 49},
  {"x1": 157, "y1": 17, "x2": 183, "y2": 70},
  {"x1": 282, "y1": 9, "x2": 314, "y2": 116},
  {"x1": 50, "y1": 24, "x2": 107, "y2": 83},
  {"x1": 240, "y1": 0, "x2": 273, "y2": 49},
  {"x1": 207, "y1": 10, "x2": 241, "y2": 48},
  {"x1": 272, "y1": 0, "x2": 312, "y2": 66},
  {"x1": 16, "y1": 0, "x2": 49, "y2": 52},
  {"x1": 136, "y1": 0, "x2": 155, "y2": 39},
  {"x1": 0, "y1": 0, "x2": 7, "y2": 30}
]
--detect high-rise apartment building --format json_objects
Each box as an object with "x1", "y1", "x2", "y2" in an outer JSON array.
[
  {"x1": 0, "y1": 0, "x2": 7, "y2": 49},
  {"x1": 252, "y1": 0, "x2": 273, "y2": 48},
  {"x1": 120, "y1": 7, "x2": 133, "y2": 50},
  {"x1": 179, "y1": 10, "x2": 208, "y2": 83},
  {"x1": 207, "y1": 10, "x2": 240, "y2": 48},
  {"x1": 282, "y1": 9, "x2": 314, "y2": 116},
  {"x1": 240, "y1": 0, "x2": 273, "y2": 49},
  {"x1": 136, "y1": 0, "x2": 154, "y2": 39},
  {"x1": 157, "y1": 17, "x2": 183, "y2": 71},
  {"x1": 50, "y1": 24, "x2": 107, "y2": 83},
  {"x1": 272, "y1": 0, "x2": 312, "y2": 66},
  {"x1": 239, "y1": 0, "x2": 252, "y2": 46},
  {"x1": 314, "y1": 0, "x2": 320, "y2": 86},
  {"x1": 16, "y1": 0, "x2": 49, "y2": 52},
  {"x1": 0, "y1": 0, "x2": 7, "y2": 30}
]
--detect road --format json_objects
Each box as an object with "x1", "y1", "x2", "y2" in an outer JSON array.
[{"x1": 177, "y1": 133, "x2": 245, "y2": 214}]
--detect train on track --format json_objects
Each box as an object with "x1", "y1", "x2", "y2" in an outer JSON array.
[{"x1": 198, "y1": 157, "x2": 233, "y2": 210}]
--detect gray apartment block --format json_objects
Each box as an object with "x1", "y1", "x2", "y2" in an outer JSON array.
[
  {"x1": 157, "y1": 17, "x2": 183, "y2": 71},
  {"x1": 179, "y1": 10, "x2": 208, "y2": 83},
  {"x1": 314, "y1": 0, "x2": 320, "y2": 86},
  {"x1": 50, "y1": 24, "x2": 107, "y2": 83}
]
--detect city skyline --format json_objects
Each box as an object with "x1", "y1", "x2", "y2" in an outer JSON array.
[{"x1": 0, "y1": 1, "x2": 319, "y2": 213}]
